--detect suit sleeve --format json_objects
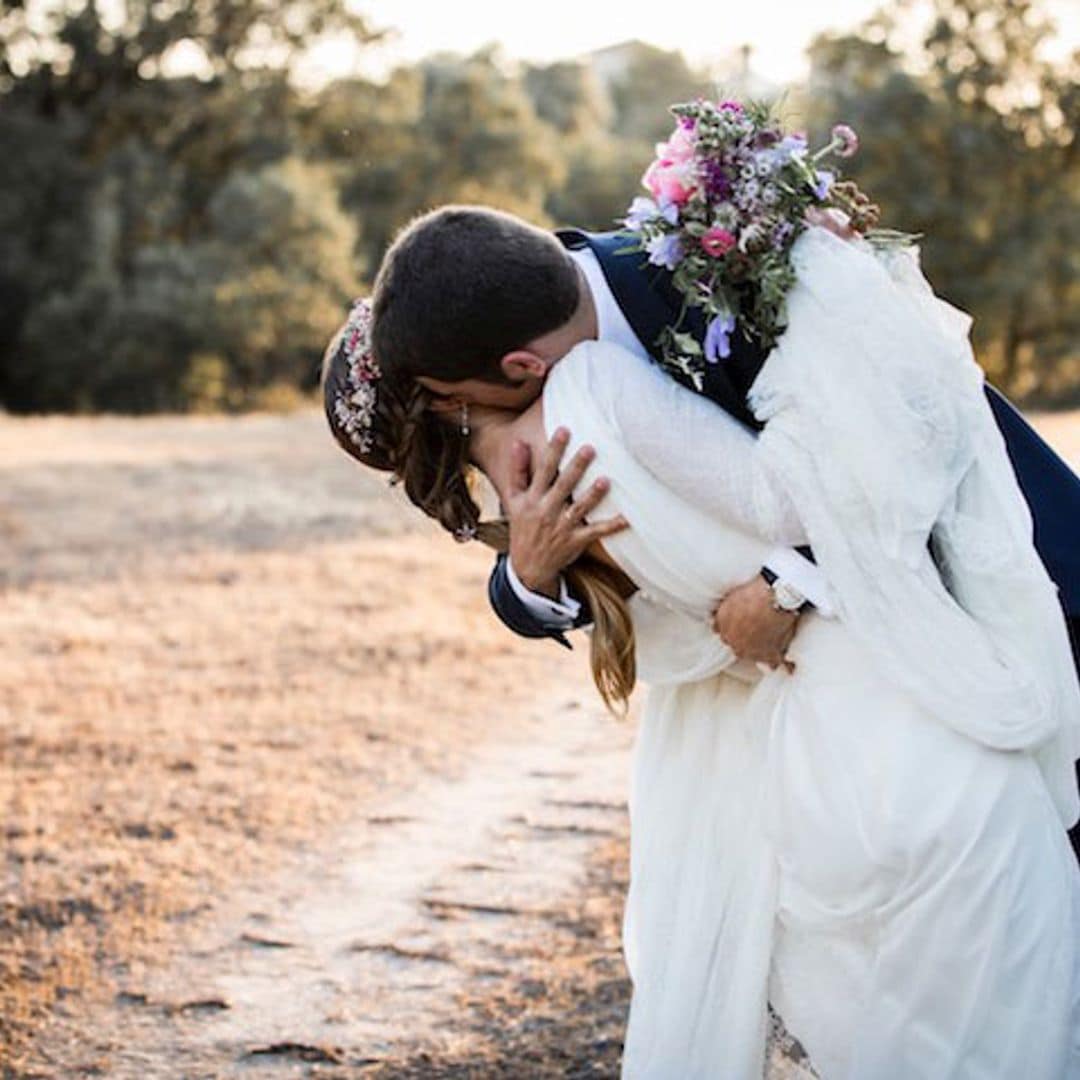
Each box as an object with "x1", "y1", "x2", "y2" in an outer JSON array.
[{"x1": 488, "y1": 554, "x2": 593, "y2": 647}]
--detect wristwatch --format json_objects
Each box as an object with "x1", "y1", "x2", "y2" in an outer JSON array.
[{"x1": 759, "y1": 567, "x2": 808, "y2": 613}]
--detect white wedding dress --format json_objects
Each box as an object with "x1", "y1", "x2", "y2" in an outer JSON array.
[{"x1": 540, "y1": 230, "x2": 1080, "y2": 1079}]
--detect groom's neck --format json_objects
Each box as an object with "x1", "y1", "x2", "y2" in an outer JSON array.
[
  {"x1": 567, "y1": 262, "x2": 599, "y2": 346},
  {"x1": 525, "y1": 263, "x2": 598, "y2": 379}
]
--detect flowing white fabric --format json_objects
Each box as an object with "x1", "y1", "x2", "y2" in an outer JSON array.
[
  {"x1": 748, "y1": 227, "x2": 1080, "y2": 824},
  {"x1": 542, "y1": 326, "x2": 1080, "y2": 1077}
]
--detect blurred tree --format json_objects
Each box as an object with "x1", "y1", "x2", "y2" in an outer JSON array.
[
  {"x1": 807, "y1": 0, "x2": 1079, "y2": 398},
  {"x1": 0, "y1": 0, "x2": 372, "y2": 412},
  {"x1": 523, "y1": 60, "x2": 611, "y2": 137},
  {"x1": 600, "y1": 41, "x2": 712, "y2": 141},
  {"x1": 325, "y1": 51, "x2": 566, "y2": 277},
  {"x1": 0, "y1": 108, "x2": 93, "y2": 406},
  {"x1": 546, "y1": 137, "x2": 650, "y2": 231},
  {"x1": 1, "y1": 0, "x2": 378, "y2": 88},
  {"x1": 202, "y1": 157, "x2": 358, "y2": 404},
  {"x1": 520, "y1": 57, "x2": 650, "y2": 232},
  {"x1": 1, "y1": 0, "x2": 1075, "y2": 412},
  {"x1": 8, "y1": 155, "x2": 356, "y2": 412}
]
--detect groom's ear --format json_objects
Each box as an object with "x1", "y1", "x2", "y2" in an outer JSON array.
[{"x1": 499, "y1": 350, "x2": 548, "y2": 382}]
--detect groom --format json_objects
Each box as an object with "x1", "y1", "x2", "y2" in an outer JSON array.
[{"x1": 370, "y1": 204, "x2": 1080, "y2": 680}]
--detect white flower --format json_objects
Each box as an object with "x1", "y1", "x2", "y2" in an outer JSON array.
[
  {"x1": 738, "y1": 222, "x2": 768, "y2": 253},
  {"x1": 713, "y1": 202, "x2": 739, "y2": 230},
  {"x1": 734, "y1": 179, "x2": 761, "y2": 210},
  {"x1": 331, "y1": 298, "x2": 381, "y2": 455}
]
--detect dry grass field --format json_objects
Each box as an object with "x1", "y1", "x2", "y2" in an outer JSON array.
[
  {"x1": 0, "y1": 411, "x2": 623, "y2": 1076},
  {"x1": 1, "y1": 407, "x2": 1076, "y2": 1078}
]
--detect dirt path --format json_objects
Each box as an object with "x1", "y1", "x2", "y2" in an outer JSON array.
[{"x1": 31, "y1": 693, "x2": 638, "y2": 1077}]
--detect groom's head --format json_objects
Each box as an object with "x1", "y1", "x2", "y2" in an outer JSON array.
[{"x1": 371, "y1": 206, "x2": 595, "y2": 410}]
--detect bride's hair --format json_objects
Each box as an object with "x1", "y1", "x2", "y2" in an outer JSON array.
[{"x1": 321, "y1": 341, "x2": 636, "y2": 712}]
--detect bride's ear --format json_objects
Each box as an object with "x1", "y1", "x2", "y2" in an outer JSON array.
[{"x1": 499, "y1": 350, "x2": 548, "y2": 382}]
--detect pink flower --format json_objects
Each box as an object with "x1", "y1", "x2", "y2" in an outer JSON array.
[
  {"x1": 643, "y1": 157, "x2": 698, "y2": 206},
  {"x1": 700, "y1": 227, "x2": 737, "y2": 257},
  {"x1": 831, "y1": 123, "x2": 859, "y2": 158},
  {"x1": 719, "y1": 100, "x2": 744, "y2": 113},
  {"x1": 642, "y1": 125, "x2": 701, "y2": 205},
  {"x1": 665, "y1": 125, "x2": 697, "y2": 163}
]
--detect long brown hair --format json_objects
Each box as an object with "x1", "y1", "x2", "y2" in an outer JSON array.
[{"x1": 321, "y1": 342, "x2": 636, "y2": 712}]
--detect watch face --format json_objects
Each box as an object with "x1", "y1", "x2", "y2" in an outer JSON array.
[{"x1": 772, "y1": 581, "x2": 806, "y2": 611}]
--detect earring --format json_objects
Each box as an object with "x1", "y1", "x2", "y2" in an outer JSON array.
[{"x1": 459, "y1": 402, "x2": 470, "y2": 437}]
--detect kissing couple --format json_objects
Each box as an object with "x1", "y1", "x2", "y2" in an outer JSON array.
[{"x1": 322, "y1": 111, "x2": 1080, "y2": 1077}]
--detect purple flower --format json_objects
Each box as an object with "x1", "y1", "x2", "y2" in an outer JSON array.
[
  {"x1": 719, "y1": 100, "x2": 744, "y2": 113},
  {"x1": 772, "y1": 220, "x2": 795, "y2": 250},
  {"x1": 657, "y1": 195, "x2": 680, "y2": 225},
  {"x1": 704, "y1": 313, "x2": 737, "y2": 363},
  {"x1": 812, "y1": 169, "x2": 835, "y2": 199},
  {"x1": 624, "y1": 196, "x2": 659, "y2": 229},
  {"x1": 702, "y1": 158, "x2": 733, "y2": 199},
  {"x1": 778, "y1": 133, "x2": 808, "y2": 160},
  {"x1": 646, "y1": 233, "x2": 685, "y2": 271}
]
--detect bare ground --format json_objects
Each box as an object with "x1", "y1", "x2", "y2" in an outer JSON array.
[{"x1": 2, "y1": 408, "x2": 1074, "y2": 1078}]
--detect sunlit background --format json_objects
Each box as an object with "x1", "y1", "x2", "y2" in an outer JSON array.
[{"x1": 353, "y1": 0, "x2": 1080, "y2": 81}]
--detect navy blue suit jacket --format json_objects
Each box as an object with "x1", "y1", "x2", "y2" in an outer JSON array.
[{"x1": 488, "y1": 229, "x2": 1080, "y2": 655}]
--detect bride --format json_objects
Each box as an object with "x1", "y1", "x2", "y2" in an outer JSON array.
[{"x1": 323, "y1": 227, "x2": 1080, "y2": 1078}]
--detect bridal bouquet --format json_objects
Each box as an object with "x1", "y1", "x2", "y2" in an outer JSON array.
[{"x1": 624, "y1": 98, "x2": 909, "y2": 388}]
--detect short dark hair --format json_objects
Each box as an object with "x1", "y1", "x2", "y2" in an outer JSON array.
[{"x1": 371, "y1": 206, "x2": 580, "y2": 384}]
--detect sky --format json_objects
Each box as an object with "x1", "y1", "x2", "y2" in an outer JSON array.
[{"x1": 311, "y1": 0, "x2": 1079, "y2": 85}]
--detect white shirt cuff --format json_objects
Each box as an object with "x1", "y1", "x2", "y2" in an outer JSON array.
[
  {"x1": 505, "y1": 558, "x2": 582, "y2": 628},
  {"x1": 763, "y1": 547, "x2": 836, "y2": 618}
]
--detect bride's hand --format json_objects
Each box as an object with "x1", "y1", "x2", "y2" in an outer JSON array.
[
  {"x1": 506, "y1": 428, "x2": 628, "y2": 599},
  {"x1": 804, "y1": 205, "x2": 855, "y2": 240}
]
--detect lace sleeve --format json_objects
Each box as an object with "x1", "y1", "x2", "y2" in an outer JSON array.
[{"x1": 581, "y1": 343, "x2": 808, "y2": 546}]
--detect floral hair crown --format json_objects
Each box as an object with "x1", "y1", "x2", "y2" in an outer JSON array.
[{"x1": 331, "y1": 298, "x2": 381, "y2": 456}]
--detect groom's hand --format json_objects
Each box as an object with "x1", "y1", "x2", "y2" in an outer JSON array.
[
  {"x1": 804, "y1": 205, "x2": 855, "y2": 240},
  {"x1": 712, "y1": 576, "x2": 799, "y2": 673},
  {"x1": 506, "y1": 428, "x2": 629, "y2": 599}
]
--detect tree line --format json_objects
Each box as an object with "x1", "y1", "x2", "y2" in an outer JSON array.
[{"x1": 0, "y1": 0, "x2": 1075, "y2": 414}]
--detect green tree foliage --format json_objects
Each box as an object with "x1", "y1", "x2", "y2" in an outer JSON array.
[
  {"x1": 601, "y1": 41, "x2": 712, "y2": 141},
  {"x1": 0, "y1": 0, "x2": 1075, "y2": 412},
  {"x1": 326, "y1": 51, "x2": 567, "y2": 277},
  {"x1": 806, "y1": 0, "x2": 1079, "y2": 399},
  {"x1": 0, "y1": 0, "x2": 369, "y2": 412},
  {"x1": 522, "y1": 52, "x2": 678, "y2": 232}
]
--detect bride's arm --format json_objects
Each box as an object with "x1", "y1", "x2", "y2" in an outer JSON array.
[{"x1": 586, "y1": 342, "x2": 809, "y2": 545}]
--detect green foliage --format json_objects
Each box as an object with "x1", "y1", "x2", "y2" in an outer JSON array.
[
  {"x1": 602, "y1": 41, "x2": 712, "y2": 141},
  {"x1": 0, "y1": 0, "x2": 1075, "y2": 412},
  {"x1": 0, "y1": 0, "x2": 365, "y2": 412},
  {"x1": 806, "y1": 0, "x2": 1079, "y2": 400},
  {"x1": 332, "y1": 52, "x2": 567, "y2": 276}
]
